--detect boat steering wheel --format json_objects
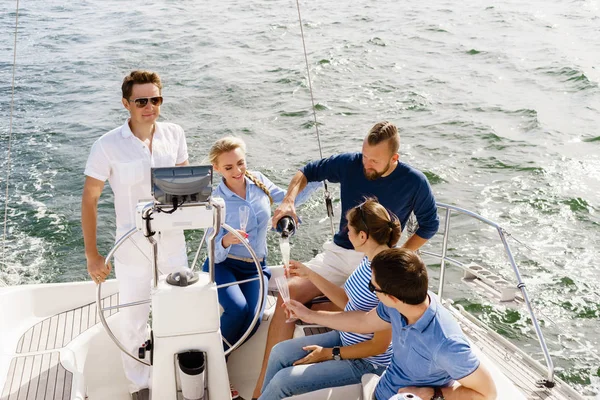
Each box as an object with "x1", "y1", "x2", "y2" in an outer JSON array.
[{"x1": 95, "y1": 224, "x2": 266, "y2": 366}]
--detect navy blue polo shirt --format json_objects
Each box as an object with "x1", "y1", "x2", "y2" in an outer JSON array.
[{"x1": 300, "y1": 152, "x2": 439, "y2": 249}]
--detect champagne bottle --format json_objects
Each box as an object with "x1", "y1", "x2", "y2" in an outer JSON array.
[{"x1": 276, "y1": 216, "x2": 296, "y2": 239}]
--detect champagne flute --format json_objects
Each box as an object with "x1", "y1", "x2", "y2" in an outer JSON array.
[
  {"x1": 275, "y1": 275, "x2": 298, "y2": 323},
  {"x1": 239, "y1": 205, "x2": 250, "y2": 232}
]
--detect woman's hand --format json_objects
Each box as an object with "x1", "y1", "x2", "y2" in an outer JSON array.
[
  {"x1": 287, "y1": 260, "x2": 312, "y2": 279},
  {"x1": 221, "y1": 230, "x2": 248, "y2": 248},
  {"x1": 293, "y1": 345, "x2": 333, "y2": 365},
  {"x1": 283, "y1": 299, "x2": 314, "y2": 323}
]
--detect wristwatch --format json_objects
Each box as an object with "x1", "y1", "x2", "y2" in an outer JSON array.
[
  {"x1": 430, "y1": 387, "x2": 444, "y2": 400},
  {"x1": 332, "y1": 346, "x2": 342, "y2": 361}
]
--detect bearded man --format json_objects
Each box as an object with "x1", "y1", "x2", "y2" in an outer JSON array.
[{"x1": 250, "y1": 121, "x2": 439, "y2": 399}]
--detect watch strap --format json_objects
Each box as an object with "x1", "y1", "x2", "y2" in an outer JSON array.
[
  {"x1": 430, "y1": 387, "x2": 444, "y2": 400},
  {"x1": 332, "y1": 346, "x2": 342, "y2": 360}
]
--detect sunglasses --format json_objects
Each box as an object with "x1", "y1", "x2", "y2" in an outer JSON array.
[
  {"x1": 368, "y1": 280, "x2": 389, "y2": 295},
  {"x1": 129, "y1": 96, "x2": 163, "y2": 108}
]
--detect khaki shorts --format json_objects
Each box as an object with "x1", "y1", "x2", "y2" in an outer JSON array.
[{"x1": 304, "y1": 241, "x2": 365, "y2": 286}]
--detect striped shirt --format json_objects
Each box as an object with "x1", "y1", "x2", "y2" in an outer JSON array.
[{"x1": 340, "y1": 257, "x2": 393, "y2": 367}]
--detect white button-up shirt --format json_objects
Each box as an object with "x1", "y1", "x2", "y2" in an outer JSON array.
[{"x1": 85, "y1": 120, "x2": 189, "y2": 270}]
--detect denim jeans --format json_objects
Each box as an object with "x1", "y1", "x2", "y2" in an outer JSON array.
[
  {"x1": 202, "y1": 257, "x2": 270, "y2": 350},
  {"x1": 259, "y1": 330, "x2": 386, "y2": 400}
]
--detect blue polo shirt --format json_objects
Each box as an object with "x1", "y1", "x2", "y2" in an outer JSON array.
[
  {"x1": 300, "y1": 152, "x2": 439, "y2": 249},
  {"x1": 374, "y1": 292, "x2": 480, "y2": 400}
]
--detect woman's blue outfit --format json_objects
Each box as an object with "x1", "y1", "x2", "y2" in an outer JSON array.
[
  {"x1": 202, "y1": 171, "x2": 319, "y2": 349},
  {"x1": 258, "y1": 258, "x2": 392, "y2": 399}
]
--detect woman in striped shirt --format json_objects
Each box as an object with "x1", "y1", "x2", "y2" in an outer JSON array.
[{"x1": 258, "y1": 198, "x2": 401, "y2": 400}]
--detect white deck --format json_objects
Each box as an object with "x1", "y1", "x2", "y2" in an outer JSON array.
[
  {"x1": 0, "y1": 278, "x2": 585, "y2": 400},
  {"x1": 15, "y1": 294, "x2": 119, "y2": 355},
  {"x1": 1, "y1": 352, "x2": 72, "y2": 400},
  {"x1": 1, "y1": 288, "x2": 120, "y2": 400}
]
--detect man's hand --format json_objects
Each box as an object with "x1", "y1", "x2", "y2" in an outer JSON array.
[
  {"x1": 86, "y1": 252, "x2": 111, "y2": 284},
  {"x1": 272, "y1": 199, "x2": 297, "y2": 229},
  {"x1": 283, "y1": 299, "x2": 314, "y2": 323},
  {"x1": 398, "y1": 387, "x2": 434, "y2": 398},
  {"x1": 293, "y1": 345, "x2": 332, "y2": 366}
]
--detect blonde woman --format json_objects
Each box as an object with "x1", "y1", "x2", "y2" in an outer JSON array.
[{"x1": 203, "y1": 137, "x2": 318, "y2": 393}]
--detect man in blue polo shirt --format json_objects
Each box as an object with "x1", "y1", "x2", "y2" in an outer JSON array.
[
  {"x1": 285, "y1": 248, "x2": 497, "y2": 400},
  {"x1": 251, "y1": 121, "x2": 440, "y2": 398}
]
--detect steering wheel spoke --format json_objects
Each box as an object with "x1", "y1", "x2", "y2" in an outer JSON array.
[
  {"x1": 100, "y1": 299, "x2": 151, "y2": 313},
  {"x1": 216, "y1": 276, "x2": 261, "y2": 290}
]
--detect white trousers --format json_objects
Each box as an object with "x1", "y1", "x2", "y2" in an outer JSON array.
[
  {"x1": 114, "y1": 230, "x2": 187, "y2": 393},
  {"x1": 304, "y1": 241, "x2": 365, "y2": 286}
]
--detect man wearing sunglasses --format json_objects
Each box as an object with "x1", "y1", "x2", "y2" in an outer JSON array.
[
  {"x1": 252, "y1": 121, "x2": 440, "y2": 398},
  {"x1": 285, "y1": 248, "x2": 497, "y2": 400},
  {"x1": 81, "y1": 70, "x2": 189, "y2": 400}
]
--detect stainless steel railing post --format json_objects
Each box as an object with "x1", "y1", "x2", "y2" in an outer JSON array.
[
  {"x1": 437, "y1": 207, "x2": 452, "y2": 300},
  {"x1": 433, "y1": 202, "x2": 555, "y2": 387},
  {"x1": 497, "y1": 228, "x2": 554, "y2": 386}
]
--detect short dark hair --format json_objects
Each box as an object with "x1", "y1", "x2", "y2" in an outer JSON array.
[
  {"x1": 366, "y1": 121, "x2": 399, "y2": 155},
  {"x1": 122, "y1": 70, "x2": 162, "y2": 99},
  {"x1": 371, "y1": 248, "x2": 428, "y2": 305}
]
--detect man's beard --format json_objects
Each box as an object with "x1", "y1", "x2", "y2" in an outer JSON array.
[{"x1": 363, "y1": 161, "x2": 391, "y2": 181}]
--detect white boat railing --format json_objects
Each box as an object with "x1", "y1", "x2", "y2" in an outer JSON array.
[{"x1": 420, "y1": 202, "x2": 555, "y2": 388}]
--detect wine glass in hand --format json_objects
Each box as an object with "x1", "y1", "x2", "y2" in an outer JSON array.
[
  {"x1": 239, "y1": 205, "x2": 250, "y2": 232},
  {"x1": 275, "y1": 276, "x2": 298, "y2": 323}
]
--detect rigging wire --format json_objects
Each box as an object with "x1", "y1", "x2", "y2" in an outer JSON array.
[
  {"x1": 1, "y1": 0, "x2": 21, "y2": 286},
  {"x1": 294, "y1": 0, "x2": 335, "y2": 236}
]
